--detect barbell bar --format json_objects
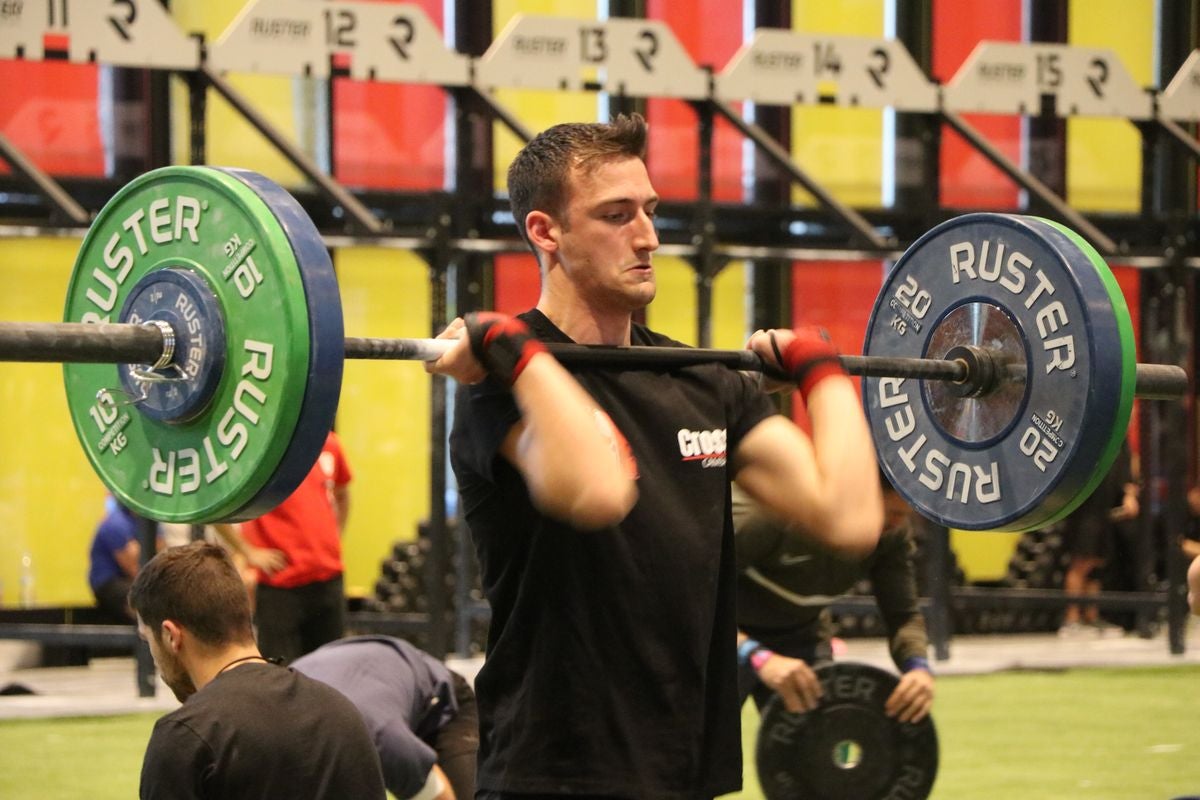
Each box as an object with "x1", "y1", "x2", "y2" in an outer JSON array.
[{"x1": 0, "y1": 321, "x2": 1187, "y2": 401}]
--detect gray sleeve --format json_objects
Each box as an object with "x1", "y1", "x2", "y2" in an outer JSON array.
[
  {"x1": 731, "y1": 483, "x2": 788, "y2": 569},
  {"x1": 376, "y1": 718, "x2": 439, "y2": 799}
]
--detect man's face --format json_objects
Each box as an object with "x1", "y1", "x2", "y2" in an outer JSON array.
[
  {"x1": 553, "y1": 156, "x2": 660, "y2": 312},
  {"x1": 137, "y1": 615, "x2": 197, "y2": 703}
]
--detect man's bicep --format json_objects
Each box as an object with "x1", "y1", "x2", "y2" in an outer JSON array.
[{"x1": 732, "y1": 416, "x2": 819, "y2": 505}]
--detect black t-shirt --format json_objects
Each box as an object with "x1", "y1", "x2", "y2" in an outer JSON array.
[
  {"x1": 139, "y1": 662, "x2": 386, "y2": 800},
  {"x1": 450, "y1": 310, "x2": 775, "y2": 800}
]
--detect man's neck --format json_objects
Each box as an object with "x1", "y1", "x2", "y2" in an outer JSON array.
[
  {"x1": 191, "y1": 645, "x2": 266, "y2": 692},
  {"x1": 536, "y1": 290, "x2": 633, "y2": 346}
]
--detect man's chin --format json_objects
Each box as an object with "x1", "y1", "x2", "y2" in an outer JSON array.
[{"x1": 627, "y1": 282, "x2": 656, "y2": 309}]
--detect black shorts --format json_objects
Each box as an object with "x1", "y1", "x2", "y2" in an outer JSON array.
[
  {"x1": 1062, "y1": 510, "x2": 1114, "y2": 560},
  {"x1": 92, "y1": 576, "x2": 134, "y2": 623}
]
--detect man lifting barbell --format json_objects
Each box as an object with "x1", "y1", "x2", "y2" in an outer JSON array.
[
  {"x1": 0, "y1": 110, "x2": 1190, "y2": 800},
  {"x1": 423, "y1": 113, "x2": 884, "y2": 800}
]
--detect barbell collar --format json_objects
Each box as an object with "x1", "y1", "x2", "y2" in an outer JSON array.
[{"x1": 1, "y1": 322, "x2": 1188, "y2": 400}]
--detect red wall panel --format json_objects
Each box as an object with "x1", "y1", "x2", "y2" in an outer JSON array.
[
  {"x1": 332, "y1": 0, "x2": 446, "y2": 190},
  {"x1": 493, "y1": 253, "x2": 541, "y2": 315},
  {"x1": 644, "y1": 1, "x2": 744, "y2": 202},
  {"x1": 933, "y1": 0, "x2": 1023, "y2": 209},
  {"x1": 789, "y1": 260, "x2": 885, "y2": 427},
  {"x1": 0, "y1": 60, "x2": 104, "y2": 177},
  {"x1": 1111, "y1": 265, "x2": 1142, "y2": 453},
  {"x1": 790, "y1": 260, "x2": 884, "y2": 356}
]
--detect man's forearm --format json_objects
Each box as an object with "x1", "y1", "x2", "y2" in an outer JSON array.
[{"x1": 505, "y1": 354, "x2": 638, "y2": 529}]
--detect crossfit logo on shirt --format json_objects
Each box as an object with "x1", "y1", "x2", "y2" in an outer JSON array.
[{"x1": 677, "y1": 427, "x2": 727, "y2": 469}]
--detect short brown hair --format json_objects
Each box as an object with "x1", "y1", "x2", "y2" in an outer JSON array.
[
  {"x1": 507, "y1": 113, "x2": 648, "y2": 250},
  {"x1": 128, "y1": 541, "x2": 254, "y2": 647}
]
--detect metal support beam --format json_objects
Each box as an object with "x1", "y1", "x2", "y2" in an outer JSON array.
[
  {"x1": 940, "y1": 110, "x2": 1118, "y2": 255},
  {"x1": 135, "y1": 514, "x2": 157, "y2": 697},
  {"x1": 0, "y1": 624, "x2": 138, "y2": 646},
  {"x1": 1155, "y1": 116, "x2": 1200, "y2": 160},
  {"x1": 469, "y1": 87, "x2": 534, "y2": 144},
  {"x1": 922, "y1": 519, "x2": 953, "y2": 661},
  {"x1": 694, "y1": 99, "x2": 718, "y2": 348},
  {"x1": 0, "y1": 133, "x2": 90, "y2": 225},
  {"x1": 707, "y1": 99, "x2": 891, "y2": 250},
  {"x1": 198, "y1": 65, "x2": 384, "y2": 235}
]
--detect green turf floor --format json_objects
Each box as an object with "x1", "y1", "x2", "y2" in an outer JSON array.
[
  {"x1": 0, "y1": 665, "x2": 1196, "y2": 799},
  {"x1": 727, "y1": 664, "x2": 1200, "y2": 800}
]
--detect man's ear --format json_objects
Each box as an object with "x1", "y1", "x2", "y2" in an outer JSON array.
[
  {"x1": 161, "y1": 620, "x2": 184, "y2": 654},
  {"x1": 525, "y1": 210, "x2": 560, "y2": 255}
]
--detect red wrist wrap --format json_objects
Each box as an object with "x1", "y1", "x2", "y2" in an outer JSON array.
[
  {"x1": 781, "y1": 330, "x2": 846, "y2": 401},
  {"x1": 466, "y1": 312, "x2": 548, "y2": 385}
]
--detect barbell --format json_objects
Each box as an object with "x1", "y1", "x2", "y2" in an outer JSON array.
[{"x1": 0, "y1": 166, "x2": 1187, "y2": 527}]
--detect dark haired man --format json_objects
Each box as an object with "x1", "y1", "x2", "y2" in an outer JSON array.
[
  {"x1": 128, "y1": 541, "x2": 385, "y2": 799},
  {"x1": 425, "y1": 113, "x2": 881, "y2": 799}
]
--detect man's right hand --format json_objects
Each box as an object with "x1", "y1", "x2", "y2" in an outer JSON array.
[
  {"x1": 424, "y1": 313, "x2": 549, "y2": 386},
  {"x1": 423, "y1": 317, "x2": 488, "y2": 385},
  {"x1": 755, "y1": 652, "x2": 823, "y2": 713},
  {"x1": 747, "y1": 326, "x2": 847, "y2": 399}
]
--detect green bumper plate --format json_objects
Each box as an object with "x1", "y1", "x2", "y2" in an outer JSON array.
[{"x1": 63, "y1": 166, "x2": 343, "y2": 523}]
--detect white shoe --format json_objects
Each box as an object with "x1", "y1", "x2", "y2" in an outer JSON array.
[{"x1": 1057, "y1": 622, "x2": 1091, "y2": 638}]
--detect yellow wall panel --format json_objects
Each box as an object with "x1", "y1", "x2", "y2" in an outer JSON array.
[
  {"x1": 712, "y1": 261, "x2": 748, "y2": 351},
  {"x1": 1066, "y1": 0, "x2": 1154, "y2": 212},
  {"x1": 644, "y1": 257, "x2": 698, "y2": 344},
  {"x1": 0, "y1": 238, "x2": 105, "y2": 607},
  {"x1": 791, "y1": 0, "x2": 885, "y2": 208},
  {"x1": 335, "y1": 249, "x2": 432, "y2": 596},
  {"x1": 171, "y1": 0, "x2": 310, "y2": 186},
  {"x1": 494, "y1": 90, "x2": 599, "y2": 191},
  {"x1": 492, "y1": 0, "x2": 600, "y2": 190},
  {"x1": 643, "y1": 259, "x2": 746, "y2": 349},
  {"x1": 950, "y1": 530, "x2": 1024, "y2": 583}
]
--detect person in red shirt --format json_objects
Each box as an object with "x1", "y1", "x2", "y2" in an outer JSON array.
[{"x1": 215, "y1": 431, "x2": 352, "y2": 663}]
